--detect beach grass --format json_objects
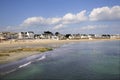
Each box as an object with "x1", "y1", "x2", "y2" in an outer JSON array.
[
  {"x1": 0, "y1": 54, "x2": 10, "y2": 56},
  {"x1": 0, "y1": 47, "x2": 53, "y2": 63},
  {"x1": 0, "y1": 47, "x2": 53, "y2": 54}
]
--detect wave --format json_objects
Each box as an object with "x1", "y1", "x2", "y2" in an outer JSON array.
[
  {"x1": 6, "y1": 68, "x2": 17, "y2": 74},
  {"x1": 18, "y1": 61, "x2": 31, "y2": 68},
  {"x1": 0, "y1": 54, "x2": 47, "y2": 76},
  {"x1": 0, "y1": 68, "x2": 17, "y2": 75},
  {"x1": 18, "y1": 55, "x2": 46, "y2": 69},
  {"x1": 1, "y1": 61, "x2": 32, "y2": 75},
  {"x1": 36, "y1": 55, "x2": 46, "y2": 61}
]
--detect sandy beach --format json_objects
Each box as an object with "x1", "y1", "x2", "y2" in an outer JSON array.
[{"x1": 0, "y1": 39, "x2": 119, "y2": 64}]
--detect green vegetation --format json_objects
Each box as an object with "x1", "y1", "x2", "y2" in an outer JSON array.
[
  {"x1": 20, "y1": 47, "x2": 53, "y2": 52},
  {"x1": 0, "y1": 47, "x2": 53, "y2": 56},
  {"x1": 0, "y1": 54, "x2": 10, "y2": 56}
]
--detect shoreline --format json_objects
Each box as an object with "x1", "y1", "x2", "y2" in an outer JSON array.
[{"x1": 0, "y1": 39, "x2": 120, "y2": 64}]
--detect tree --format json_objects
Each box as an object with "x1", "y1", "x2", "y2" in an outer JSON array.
[
  {"x1": 55, "y1": 32, "x2": 60, "y2": 36},
  {"x1": 65, "y1": 34, "x2": 72, "y2": 38},
  {"x1": 44, "y1": 31, "x2": 53, "y2": 35}
]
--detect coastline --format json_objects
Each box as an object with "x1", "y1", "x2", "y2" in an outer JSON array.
[{"x1": 0, "y1": 39, "x2": 120, "y2": 64}]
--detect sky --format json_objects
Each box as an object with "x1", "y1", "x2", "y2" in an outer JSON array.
[{"x1": 0, "y1": 0, "x2": 120, "y2": 34}]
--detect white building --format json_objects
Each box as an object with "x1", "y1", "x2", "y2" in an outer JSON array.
[
  {"x1": 18, "y1": 31, "x2": 34, "y2": 39},
  {"x1": 27, "y1": 31, "x2": 34, "y2": 39},
  {"x1": 111, "y1": 34, "x2": 120, "y2": 39}
]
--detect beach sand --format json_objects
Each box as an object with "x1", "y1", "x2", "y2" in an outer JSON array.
[
  {"x1": 0, "y1": 39, "x2": 119, "y2": 64},
  {"x1": 0, "y1": 39, "x2": 77, "y2": 64}
]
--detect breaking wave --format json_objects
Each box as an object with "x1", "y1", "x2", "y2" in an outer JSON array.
[
  {"x1": 18, "y1": 61, "x2": 31, "y2": 68},
  {"x1": 0, "y1": 54, "x2": 47, "y2": 76},
  {"x1": 36, "y1": 55, "x2": 46, "y2": 61},
  {"x1": 0, "y1": 68, "x2": 17, "y2": 75}
]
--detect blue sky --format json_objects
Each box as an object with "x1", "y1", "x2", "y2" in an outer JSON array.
[{"x1": 0, "y1": 0, "x2": 120, "y2": 34}]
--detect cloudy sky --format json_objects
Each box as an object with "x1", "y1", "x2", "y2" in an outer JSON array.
[{"x1": 0, "y1": 0, "x2": 120, "y2": 34}]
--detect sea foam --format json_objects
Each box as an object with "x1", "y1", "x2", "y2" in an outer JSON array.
[{"x1": 18, "y1": 61, "x2": 31, "y2": 68}]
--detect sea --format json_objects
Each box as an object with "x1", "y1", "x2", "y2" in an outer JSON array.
[{"x1": 0, "y1": 40, "x2": 120, "y2": 80}]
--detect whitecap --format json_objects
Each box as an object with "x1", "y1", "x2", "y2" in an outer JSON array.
[
  {"x1": 36, "y1": 55, "x2": 46, "y2": 61},
  {"x1": 18, "y1": 61, "x2": 31, "y2": 68}
]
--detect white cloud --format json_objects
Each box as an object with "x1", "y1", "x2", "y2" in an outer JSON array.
[
  {"x1": 21, "y1": 17, "x2": 47, "y2": 26},
  {"x1": 0, "y1": 25, "x2": 26, "y2": 32},
  {"x1": 62, "y1": 10, "x2": 87, "y2": 24},
  {"x1": 81, "y1": 25, "x2": 96, "y2": 30},
  {"x1": 62, "y1": 13, "x2": 76, "y2": 24},
  {"x1": 48, "y1": 18, "x2": 61, "y2": 24},
  {"x1": 89, "y1": 6, "x2": 120, "y2": 21},
  {"x1": 76, "y1": 10, "x2": 88, "y2": 21},
  {"x1": 80, "y1": 25, "x2": 108, "y2": 30},
  {"x1": 4, "y1": 5, "x2": 120, "y2": 32},
  {"x1": 53, "y1": 24, "x2": 65, "y2": 30},
  {"x1": 21, "y1": 10, "x2": 87, "y2": 30},
  {"x1": 20, "y1": 6, "x2": 120, "y2": 28},
  {"x1": 63, "y1": 13, "x2": 76, "y2": 21}
]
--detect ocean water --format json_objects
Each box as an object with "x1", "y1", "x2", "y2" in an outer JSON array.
[{"x1": 0, "y1": 40, "x2": 120, "y2": 80}]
